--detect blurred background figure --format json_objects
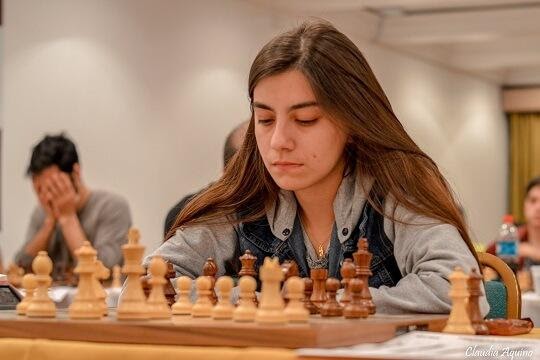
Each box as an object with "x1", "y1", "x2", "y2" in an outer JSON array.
[
  {"x1": 163, "y1": 120, "x2": 248, "y2": 237},
  {"x1": 14, "y1": 134, "x2": 132, "y2": 282}
]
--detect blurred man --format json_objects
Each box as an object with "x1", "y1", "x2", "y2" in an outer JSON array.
[
  {"x1": 15, "y1": 134, "x2": 132, "y2": 280},
  {"x1": 163, "y1": 121, "x2": 248, "y2": 236}
]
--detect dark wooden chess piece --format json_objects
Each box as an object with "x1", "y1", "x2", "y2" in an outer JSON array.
[
  {"x1": 320, "y1": 278, "x2": 343, "y2": 317},
  {"x1": 281, "y1": 260, "x2": 299, "y2": 281},
  {"x1": 310, "y1": 268, "x2": 328, "y2": 309},
  {"x1": 343, "y1": 278, "x2": 369, "y2": 319},
  {"x1": 203, "y1": 258, "x2": 218, "y2": 305},
  {"x1": 163, "y1": 262, "x2": 177, "y2": 307},
  {"x1": 467, "y1": 268, "x2": 489, "y2": 335},
  {"x1": 239, "y1": 250, "x2": 257, "y2": 277},
  {"x1": 303, "y1": 278, "x2": 319, "y2": 314},
  {"x1": 340, "y1": 258, "x2": 355, "y2": 305},
  {"x1": 353, "y1": 238, "x2": 376, "y2": 314}
]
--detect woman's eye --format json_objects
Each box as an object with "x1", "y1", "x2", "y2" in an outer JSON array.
[
  {"x1": 296, "y1": 119, "x2": 318, "y2": 125},
  {"x1": 257, "y1": 119, "x2": 274, "y2": 125}
]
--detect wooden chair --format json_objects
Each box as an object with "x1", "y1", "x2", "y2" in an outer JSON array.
[{"x1": 478, "y1": 252, "x2": 521, "y2": 319}]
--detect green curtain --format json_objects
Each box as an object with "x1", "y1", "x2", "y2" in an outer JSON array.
[{"x1": 509, "y1": 113, "x2": 540, "y2": 223}]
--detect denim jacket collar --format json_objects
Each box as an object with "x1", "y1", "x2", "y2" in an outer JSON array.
[{"x1": 265, "y1": 172, "x2": 372, "y2": 244}]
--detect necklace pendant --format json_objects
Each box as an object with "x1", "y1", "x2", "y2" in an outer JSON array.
[{"x1": 317, "y1": 244, "x2": 324, "y2": 258}]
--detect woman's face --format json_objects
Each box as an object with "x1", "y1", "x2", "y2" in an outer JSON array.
[{"x1": 253, "y1": 70, "x2": 348, "y2": 192}]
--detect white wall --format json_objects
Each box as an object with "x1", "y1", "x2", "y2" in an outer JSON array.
[
  {"x1": 1, "y1": 1, "x2": 507, "y2": 264},
  {"x1": 1, "y1": 0, "x2": 279, "y2": 262}
]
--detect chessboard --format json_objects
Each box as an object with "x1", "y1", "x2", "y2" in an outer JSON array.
[{"x1": 0, "y1": 310, "x2": 447, "y2": 348}]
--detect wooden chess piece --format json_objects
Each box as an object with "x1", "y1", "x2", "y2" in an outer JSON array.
[
  {"x1": 117, "y1": 228, "x2": 148, "y2": 320},
  {"x1": 443, "y1": 267, "x2": 475, "y2": 334},
  {"x1": 7, "y1": 263, "x2": 24, "y2": 288},
  {"x1": 310, "y1": 268, "x2": 328, "y2": 309},
  {"x1": 233, "y1": 276, "x2": 257, "y2": 322},
  {"x1": 146, "y1": 255, "x2": 171, "y2": 319},
  {"x1": 320, "y1": 278, "x2": 343, "y2": 317},
  {"x1": 303, "y1": 278, "x2": 319, "y2": 314},
  {"x1": 353, "y1": 238, "x2": 376, "y2": 314},
  {"x1": 16, "y1": 274, "x2": 37, "y2": 315},
  {"x1": 340, "y1": 258, "x2": 355, "y2": 305},
  {"x1": 192, "y1": 276, "x2": 213, "y2": 317},
  {"x1": 239, "y1": 250, "x2": 257, "y2": 277},
  {"x1": 164, "y1": 262, "x2": 177, "y2": 307},
  {"x1": 203, "y1": 258, "x2": 218, "y2": 305},
  {"x1": 69, "y1": 242, "x2": 102, "y2": 319},
  {"x1": 27, "y1": 251, "x2": 56, "y2": 318},
  {"x1": 111, "y1": 265, "x2": 122, "y2": 288},
  {"x1": 281, "y1": 260, "x2": 299, "y2": 281},
  {"x1": 93, "y1": 259, "x2": 110, "y2": 316},
  {"x1": 256, "y1": 257, "x2": 287, "y2": 324},
  {"x1": 172, "y1": 276, "x2": 192, "y2": 315},
  {"x1": 284, "y1": 276, "x2": 309, "y2": 323},
  {"x1": 343, "y1": 278, "x2": 369, "y2": 318},
  {"x1": 467, "y1": 268, "x2": 489, "y2": 335},
  {"x1": 212, "y1": 276, "x2": 234, "y2": 320}
]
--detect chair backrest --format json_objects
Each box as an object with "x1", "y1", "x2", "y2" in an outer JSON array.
[{"x1": 478, "y1": 252, "x2": 521, "y2": 319}]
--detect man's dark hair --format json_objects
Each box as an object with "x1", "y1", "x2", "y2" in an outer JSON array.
[
  {"x1": 525, "y1": 176, "x2": 540, "y2": 197},
  {"x1": 27, "y1": 133, "x2": 79, "y2": 176}
]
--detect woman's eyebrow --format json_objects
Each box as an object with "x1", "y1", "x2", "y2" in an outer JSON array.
[{"x1": 252, "y1": 101, "x2": 319, "y2": 112}]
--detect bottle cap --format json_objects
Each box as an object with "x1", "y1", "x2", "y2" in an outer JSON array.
[{"x1": 502, "y1": 214, "x2": 514, "y2": 224}]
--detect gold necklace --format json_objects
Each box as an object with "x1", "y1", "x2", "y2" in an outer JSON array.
[
  {"x1": 317, "y1": 243, "x2": 326, "y2": 259},
  {"x1": 300, "y1": 214, "x2": 330, "y2": 259}
]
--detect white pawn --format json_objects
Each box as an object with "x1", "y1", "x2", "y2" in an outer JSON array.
[
  {"x1": 212, "y1": 276, "x2": 234, "y2": 320},
  {"x1": 191, "y1": 276, "x2": 212, "y2": 317},
  {"x1": 284, "y1": 276, "x2": 309, "y2": 323},
  {"x1": 146, "y1": 255, "x2": 171, "y2": 319},
  {"x1": 443, "y1": 267, "x2": 475, "y2": 334},
  {"x1": 233, "y1": 276, "x2": 257, "y2": 322},
  {"x1": 172, "y1": 276, "x2": 192, "y2": 315},
  {"x1": 16, "y1": 274, "x2": 37, "y2": 315},
  {"x1": 27, "y1": 251, "x2": 56, "y2": 318}
]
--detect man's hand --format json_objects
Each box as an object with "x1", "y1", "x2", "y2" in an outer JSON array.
[
  {"x1": 45, "y1": 172, "x2": 79, "y2": 221},
  {"x1": 37, "y1": 187, "x2": 56, "y2": 222}
]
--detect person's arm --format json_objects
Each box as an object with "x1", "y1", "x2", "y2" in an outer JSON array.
[
  {"x1": 518, "y1": 242, "x2": 540, "y2": 262},
  {"x1": 144, "y1": 222, "x2": 238, "y2": 278},
  {"x1": 15, "y1": 207, "x2": 54, "y2": 271},
  {"x1": 369, "y1": 199, "x2": 490, "y2": 316},
  {"x1": 91, "y1": 196, "x2": 132, "y2": 268},
  {"x1": 46, "y1": 172, "x2": 86, "y2": 256}
]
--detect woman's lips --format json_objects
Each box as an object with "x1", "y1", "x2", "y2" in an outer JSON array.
[{"x1": 272, "y1": 162, "x2": 303, "y2": 171}]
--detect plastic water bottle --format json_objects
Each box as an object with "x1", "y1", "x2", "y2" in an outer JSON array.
[{"x1": 496, "y1": 214, "x2": 519, "y2": 270}]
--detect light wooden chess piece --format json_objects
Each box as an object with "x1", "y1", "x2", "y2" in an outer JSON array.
[
  {"x1": 69, "y1": 242, "x2": 102, "y2": 319},
  {"x1": 16, "y1": 274, "x2": 37, "y2": 315},
  {"x1": 443, "y1": 267, "x2": 475, "y2": 334},
  {"x1": 343, "y1": 278, "x2": 369, "y2": 319},
  {"x1": 26, "y1": 251, "x2": 56, "y2": 318},
  {"x1": 192, "y1": 276, "x2": 213, "y2": 317},
  {"x1": 467, "y1": 268, "x2": 489, "y2": 335},
  {"x1": 255, "y1": 257, "x2": 287, "y2": 325},
  {"x1": 146, "y1": 255, "x2": 171, "y2": 319},
  {"x1": 93, "y1": 259, "x2": 110, "y2": 316},
  {"x1": 354, "y1": 238, "x2": 376, "y2": 314},
  {"x1": 117, "y1": 228, "x2": 148, "y2": 320},
  {"x1": 172, "y1": 276, "x2": 192, "y2": 315},
  {"x1": 233, "y1": 276, "x2": 257, "y2": 322},
  {"x1": 284, "y1": 276, "x2": 309, "y2": 323},
  {"x1": 212, "y1": 276, "x2": 234, "y2": 320},
  {"x1": 111, "y1": 265, "x2": 122, "y2": 288}
]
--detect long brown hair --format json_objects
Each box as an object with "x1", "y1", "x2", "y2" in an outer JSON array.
[{"x1": 166, "y1": 20, "x2": 478, "y2": 261}]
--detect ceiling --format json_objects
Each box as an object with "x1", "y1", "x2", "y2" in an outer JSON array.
[{"x1": 251, "y1": 0, "x2": 540, "y2": 86}]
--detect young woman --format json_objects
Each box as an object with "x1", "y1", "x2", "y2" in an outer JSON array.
[{"x1": 150, "y1": 20, "x2": 489, "y2": 315}]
